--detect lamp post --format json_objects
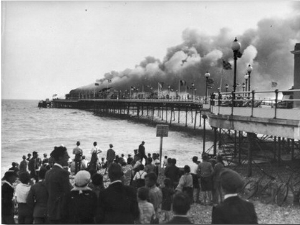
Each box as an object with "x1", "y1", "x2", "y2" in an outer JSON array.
[
  {"x1": 231, "y1": 37, "x2": 241, "y2": 104},
  {"x1": 191, "y1": 83, "x2": 195, "y2": 100},
  {"x1": 205, "y1": 72, "x2": 210, "y2": 103},
  {"x1": 242, "y1": 83, "x2": 246, "y2": 97},
  {"x1": 225, "y1": 84, "x2": 229, "y2": 92},
  {"x1": 247, "y1": 64, "x2": 253, "y2": 94},
  {"x1": 244, "y1": 74, "x2": 249, "y2": 97}
]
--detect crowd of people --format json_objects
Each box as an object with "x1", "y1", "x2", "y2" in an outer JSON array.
[{"x1": 2, "y1": 140, "x2": 258, "y2": 224}]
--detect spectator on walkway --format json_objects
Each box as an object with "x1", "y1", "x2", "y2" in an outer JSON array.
[
  {"x1": 73, "y1": 141, "x2": 83, "y2": 160},
  {"x1": 136, "y1": 187, "x2": 155, "y2": 224},
  {"x1": 45, "y1": 146, "x2": 72, "y2": 223},
  {"x1": 138, "y1": 141, "x2": 147, "y2": 164},
  {"x1": 176, "y1": 165, "x2": 193, "y2": 204},
  {"x1": 164, "y1": 158, "x2": 181, "y2": 189},
  {"x1": 212, "y1": 168, "x2": 258, "y2": 224},
  {"x1": 96, "y1": 163, "x2": 139, "y2": 223},
  {"x1": 90, "y1": 141, "x2": 102, "y2": 156},
  {"x1": 166, "y1": 192, "x2": 192, "y2": 224},
  {"x1": 42, "y1": 153, "x2": 49, "y2": 166},
  {"x1": 9, "y1": 162, "x2": 20, "y2": 174},
  {"x1": 28, "y1": 151, "x2": 39, "y2": 182},
  {"x1": 190, "y1": 156, "x2": 200, "y2": 204},
  {"x1": 212, "y1": 155, "x2": 225, "y2": 206},
  {"x1": 161, "y1": 178, "x2": 175, "y2": 222},
  {"x1": 66, "y1": 170, "x2": 97, "y2": 224},
  {"x1": 132, "y1": 164, "x2": 147, "y2": 189},
  {"x1": 26, "y1": 167, "x2": 48, "y2": 224},
  {"x1": 15, "y1": 171, "x2": 33, "y2": 224},
  {"x1": 26, "y1": 153, "x2": 32, "y2": 162},
  {"x1": 145, "y1": 172, "x2": 162, "y2": 218},
  {"x1": 2, "y1": 171, "x2": 18, "y2": 224},
  {"x1": 127, "y1": 154, "x2": 133, "y2": 165},
  {"x1": 105, "y1": 144, "x2": 115, "y2": 174},
  {"x1": 144, "y1": 158, "x2": 156, "y2": 174},
  {"x1": 197, "y1": 153, "x2": 214, "y2": 205},
  {"x1": 19, "y1": 155, "x2": 28, "y2": 174}
]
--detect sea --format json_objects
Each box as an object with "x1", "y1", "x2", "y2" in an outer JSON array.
[{"x1": 1, "y1": 99, "x2": 214, "y2": 177}]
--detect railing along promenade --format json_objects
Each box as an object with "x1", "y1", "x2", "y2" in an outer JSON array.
[{"x1": 209, "y1": 89, "x2": 300, "y2": 121}]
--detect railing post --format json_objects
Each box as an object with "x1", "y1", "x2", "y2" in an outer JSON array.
[
  {"x1": 231, "y1": 91, "x2": 234, "y2": 116},
  {"x1": 274, "y1": 89, "x2": 279, "y2": 119},
  {"x1": 251, "y1": 90, "x2": 255, "y2": 117}
]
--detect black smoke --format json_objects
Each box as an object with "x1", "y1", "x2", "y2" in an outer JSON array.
[{"x1": 71, "y1": 2, "x2": 300, "y2": 97}]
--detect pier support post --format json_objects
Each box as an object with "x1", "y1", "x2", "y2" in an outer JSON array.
[
  {"x1": 202, "y1": 115, "x2": 207, "y2": 155},
  {"x1": 199, "y1": 112, "x2": 202, "y2": 127},
  {"x1": 178, "y1": 108, "x2": 180, "y2": 123},
  {"x1": 238, "y1": 131, "x2": 242, "y2": 164},
  {"x1": 162, "y1": 107, "x2": 164, "y2": 121},
  {"x1": 137, "y1": 105, "x2": 140, "y2": 119},
  {"x1": 127, "y1": 103, "x2": 130, "y2": 115},
  {"x1": 194, "y1": 110, "x2": 197, "y2": 130},
  {"x1": 291, "y1": 139, "x2": 295, "y2": 160},
  {"x1": 247, "y1": 132, "x2": 256, "y2": 177},
  {"x1": 218, "y1": 128, "x2": 222, "y2": 148},
  {"x1": 213, "y1": 127, "x2": 217, "y2": 155},
  {"x1": 147, "y1": 105, "x2": 149, "y2": 116},
  {"x1": 278, "y1": 137, "x2": 281, "y2": 166},
  {"x1": 185, "y1": 107, "x2": 188, "y2": 127},
  {"x1": 234, "y1": 130, "x2": 237, "y2": 158},
  {"x1": 166, "y1": 106, "x2": 168, "y2": 123},
  {"x1": 274, "y1": 136, "x2": 277, "y2": 161}
]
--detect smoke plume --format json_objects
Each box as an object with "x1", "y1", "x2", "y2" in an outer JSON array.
[{"x1": 71, "y1": 3, "x2": 300, "y2": 97}]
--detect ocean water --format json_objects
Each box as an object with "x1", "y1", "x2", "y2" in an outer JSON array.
[{"x1": 1, "y1": 99, "x2": 214, "y2": 176}]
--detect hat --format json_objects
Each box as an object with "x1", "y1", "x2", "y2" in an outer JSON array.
[
  {"x1": 109, "y1": 144, "x2": 113, "y2": 148},
  {"x1": 2, "y1": 170, "x2": 18, "y2": 181},
  {"x1": 74, "y1": 171, "x2": 91, "y2": 187},
  {"x1": 192, "y1": 156, "x2": 198, "y2": 162},
  {"x1": 220, "y1": 169, "x2": 244, "y2": 194}
]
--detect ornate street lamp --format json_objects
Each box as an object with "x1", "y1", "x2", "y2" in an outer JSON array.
[
  {"x1": 231, "y1": 37, "x2": 241, "y2": 104},
  {"x1": 244, "y1": 74, "x2": 249, "y2": 97},
  {"x1": 247, "y1": 64, "x2": 253, "y2": 94},
  {"x1": 205, "y1": 71, "x2": 210, "y2": 103},
  {"x1": 191, "y1": 83, "x2": 195, "y2": 100},
  {"x1": 242, "y1": 83, "x2": 246, "y2": 96},
  {"x1": 225, "y1": 84, "x2": 229, "y2": 92}
]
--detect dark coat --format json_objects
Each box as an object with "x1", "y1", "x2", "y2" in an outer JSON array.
[
  {"x1": 45, "y1": 165, "x2": 72, "y2": 221},
  {"x1": 2, "y1": 182, "x2": 14, "y2": 216},
  {"x1": 164, "y1": 165, "x2": 181, "y2": 187},
  {"x1": 138, "y1": 144, "x2": 145, "y2": 156},
  {"x1": 66, "y1": 189, "x2": 97, "y2": 224},
  {"x1": 96, "y1": 181, "x2": 139, "y2": 224},
  {"x1": 166, "y1": 216, "x2": 193, "y2": 224},
  {"x1": 26, "y1": 180, "x2": 48, "y2": 218},
  {"x1": 211, "y1": 196, "x2": 258, "y2": 224}
]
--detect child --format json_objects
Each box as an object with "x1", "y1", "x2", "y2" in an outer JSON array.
[
  {"x1": 136, "y1": 187, "x2": 155, "y2": 224},
  {"x1": 161, "y1": 178, "x2": 175, "y2": 222}
]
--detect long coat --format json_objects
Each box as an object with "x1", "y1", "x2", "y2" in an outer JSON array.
[
  {"x1": 212, "y1": 196, "x2": 258, "y2": 224},
  {"x1": 96, "y1": 181, "x2": 139, "y2": 224},
  {"x1": 45, "y1": 165, "x2": 71, "y2": 221}
]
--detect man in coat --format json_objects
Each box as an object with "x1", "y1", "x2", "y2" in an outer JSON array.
[
  {"x1": 105, "y1": 144, "x2": 115, "y2": 174},
  {"x1": 138, "y1": 141, "x2": 147, "y2": 164},
  {"x1": 96, "y1": 163, "x2": 139, "y2": 224},
  {"x1": 211, "y1": 168, "x2": 258, "y2": 224},
  {"x1": 45, "y1": 146, "x2": 72, "y2": 224}
]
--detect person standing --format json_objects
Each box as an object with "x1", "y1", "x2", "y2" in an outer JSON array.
[
  {"x1": 164, "y1": 158, "x2": 181, "y2": 189},
  {"x1": 88, "y1": 142, "x2": 102, "y2": 174},
  {"x1": 175, "y1": 165, "x2": 193, "y2": 204},
  {"x1": 66, "y1": 171, "x2": 97, "y2": 224},
  {"x1": 161, "y1": 178, "x2": 175, "y2": 222},
  {"x1": 19, "y1": 155, "x2": 28, "y2": 174},
  {"x1": 136, "y1": 187, "x2": 156, "y2": 224},
  {"x1": 166, "y1": 192, "x2": 192, "y2": 224},
  {"x1": 28, "y1": 151, "x2": 39, "y2": 183},
  {"x1": 42, "y1": 154, "x2": 49, "y2": 166},
  {"x1": 15, "y1": 171, "x2": 33, "y2": 224},
  {"x1": 105, "y1": 144, "x2": 115, "y2": 174},
  {"x1": 45, "y1": 146, "x2": 72, "y2": 224},
  {"x1": 73, "y1": 141, "x2": 83, "y2": 160},
  {"x1": 145, "y1": 172, "x2": 162, "y2": 219},
  {"x1": 190, "y1": 156, "x2": 200, "y2": 204},
  {"x1": 2, "y1": 171, "x2": 18, "y2": 224},
  {"x1": 96, "y1": 163, "x2": 139, "y2": 223},
  {"x1": 138, "y1": 141, "x2": 147, "y2": 164},
  {"x1": 26, "y1": 167, "x2": 48, "y2": 224},
  {"x1": 211, "y1": 169, "x2": 258, "y2": 224},
  {"x1": 197, "y1": 153, "x2": 214, "y2": 205},
  {"x1": 212, "y1": 155, "x2": 225, "y2": 206}
]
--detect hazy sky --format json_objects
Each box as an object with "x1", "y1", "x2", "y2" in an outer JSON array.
[{"x1": 1, "y1": 1, "x2": 296, "y2": 100}]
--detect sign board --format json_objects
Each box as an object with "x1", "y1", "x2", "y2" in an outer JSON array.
[{"x1": 156, "y1": 124, "x2": 169, "y2": 137}]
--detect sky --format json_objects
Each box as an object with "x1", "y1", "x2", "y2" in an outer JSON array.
[{"x1": 1, "y1": 0, "x2": 300, "y2": 100}]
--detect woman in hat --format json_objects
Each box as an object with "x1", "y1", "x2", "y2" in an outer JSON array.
[{"x1": 66, "y1": 170, "x2": 97, "y2": 224}]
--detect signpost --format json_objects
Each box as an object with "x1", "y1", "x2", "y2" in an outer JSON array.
[{"x1": 156, "y1": 124, "x2": 169, "y2": 168}]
